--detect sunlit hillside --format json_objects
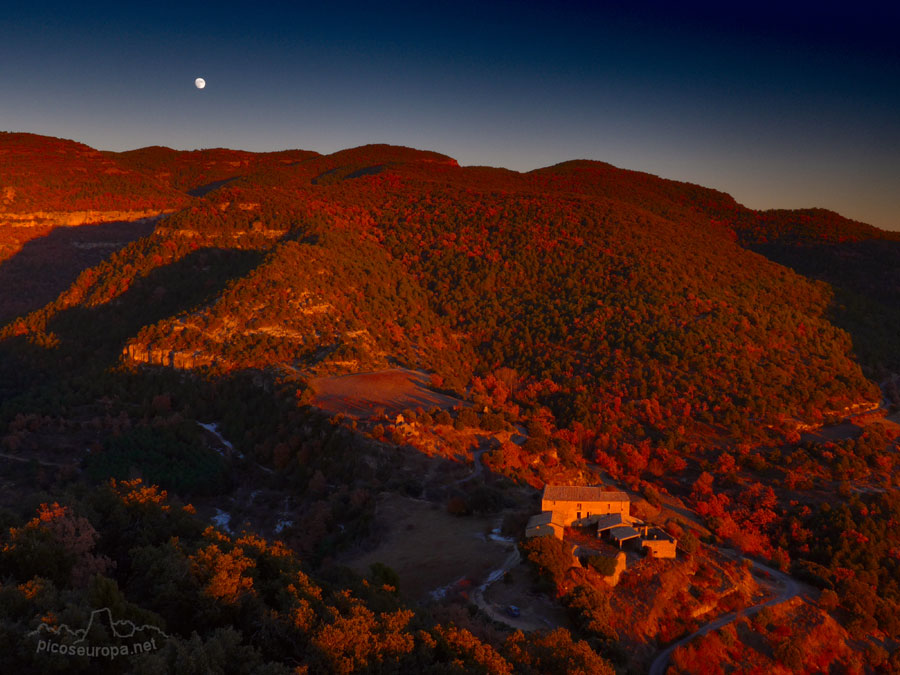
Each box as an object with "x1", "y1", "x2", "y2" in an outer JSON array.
[{"x1": 1, "y1": 134, "x2": 898, "y2": 673}]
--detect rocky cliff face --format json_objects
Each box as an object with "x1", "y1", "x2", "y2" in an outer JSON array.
[
  {"x1": 0, "y1": 210, "x2": 173, "y2": 228},
  {"x1": 122, "y1": 343, "x2": 220, "y2": 370}
]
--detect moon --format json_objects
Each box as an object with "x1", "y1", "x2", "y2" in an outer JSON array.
[{"x1": 194, "y1": 77, "x2": 206, "y2": 89}]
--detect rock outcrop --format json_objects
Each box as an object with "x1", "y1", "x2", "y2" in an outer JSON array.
[{"x1": 0, "y1": 210, "x2": 172, "y2": 228}]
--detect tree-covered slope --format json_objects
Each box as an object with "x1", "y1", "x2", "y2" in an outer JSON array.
[
  {"x1": 5, "y1": 143, "x2": 881, "y2": 447},
  {"x1": 110, "y1": 145, "x2": 320, "y2": 195},
  {"x1": 1, "y1": 134, "x2": 899, "y2": 672},
  {"x1": 0, "y1": 133, "x2": 189, "y2": 214}
]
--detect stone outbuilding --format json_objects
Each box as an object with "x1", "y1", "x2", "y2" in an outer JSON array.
[
  {"x1": 597, "y1": 518, "x2": 678, "y2": 559},
  {"x1": 595, "y1": 512, "x2": 638, "y2": 535},
  {"x1": 525, "y1": 511, "x2": 565, "y2": 539},
  {"x1": 608, "y1": 525, "x2": 641, "y2": 548},
  {"x1": 640, "y1": 527, "x2": 678, "y2": 558}
]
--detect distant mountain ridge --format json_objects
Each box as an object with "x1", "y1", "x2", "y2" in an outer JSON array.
[
  {"x1": 0, "y1": 132, "x2": 189, "y2": 214},
  {"x1": 110, "y1": 145, "x2": 320, "y2": 195},
  {"x1": 0, "y1": 132, "x2": 890, "y2": 446},
  {"x1": 5, "y1": 131, "x2": 894, "y2": 241}
]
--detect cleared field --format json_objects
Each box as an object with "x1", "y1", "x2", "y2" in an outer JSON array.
[
  {"x1": 343, "y1": 492, "x2": 513, "y2": 602},
  {"x1": 310, "y1": 368, "x2": 463, "y2": 419}
]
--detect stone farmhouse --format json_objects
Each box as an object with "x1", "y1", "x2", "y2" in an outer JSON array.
[
  {"x1": 527, "y1": 484, "x2": 677, "y2": 559},
  {"x1": 540, "y1": 485, "x2": 630, "y2": 526}
]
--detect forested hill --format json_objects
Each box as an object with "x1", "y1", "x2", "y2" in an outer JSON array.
[
  {"x1": 0, "y1": 133, "x2": 189, "y2": 213},
  {"x1": 110, "y1": 146, "x2": 320, "y2": 195},
  {"x1": 520, "y1": 157, "x2": 900, "y2": 375},
  {"x1": 1, "y1": 133, "x2": 899, "y2": 673},
  {"x1": 2, "y1": 137, "x2": 886, "y2": 444}
]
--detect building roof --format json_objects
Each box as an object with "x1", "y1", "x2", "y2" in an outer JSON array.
[
  {"x1": 542, "y1": 485, "x2": 630, "y2": 503},
  {"x1": 595, "y1": 513, "x2": 629, "y2": 532},
  {"x1": 641, "y1": 527, "x2": 676, "y2": 543},
  {"x1": 608, "y1": 525, "x2": 640, "y2": 542},
  {"x1": 526, "y1": 511, "x2": 563, "y2": 529}
]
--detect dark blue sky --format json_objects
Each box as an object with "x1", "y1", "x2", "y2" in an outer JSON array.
[{"x1": 2, "y1": 1, "x2": 898, "y2": 229}]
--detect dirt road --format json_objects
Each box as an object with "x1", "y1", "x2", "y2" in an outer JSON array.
[
  {"x1": 0, "y1": 452, "x2": 78, "y2": 468},
  {"x1": 469, "y1": 546, "x2": 527, "y2": 628},
  {"x1": 455, "y1": 447, "x2": 486, "y2": 485},
  {"x1": 649, "y1": 555, "x2": 800, "y2": 675}
]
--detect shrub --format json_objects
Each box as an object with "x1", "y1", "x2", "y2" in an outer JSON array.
[
  {"x1": 586, "y1": 555, "x2": 618, "y2": 576},
  {"x1": 434, "y1": 410, "x2": 452, "y2": 425},
  {"x1": 479, "y1": 412, "x2": 506, "y2": 432},
  {"x1": 752, "y1": 605, "x2": 774, "y2": 631},
  {"x1": 455, "y1": 408, "x2": 479, "y2": 429},
  {"x1": 642, "y1": 484, "x2": 662, "y2": 508},
  {"x1": 522, "y1": 437, "x2": 549, "y2": 454},
  {"x1": 565, "y1": 585, "x2": 617, "y2": 640},
  {"x1": 522, "y1": 536, "x2": 574, "y2": 586},
  {"x1": 679, "y1": 531, "x2": 700, "y2": 554}
]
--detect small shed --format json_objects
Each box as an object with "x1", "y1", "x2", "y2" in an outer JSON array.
[
  {"x1": 608, "y1": 525, "x2": 641, "y2": 548},
  {"x1": 641, "y1": 527, "x2": 678, "y2": 558},
  {"x1": 596, "y1": 513, "x2": 637, "y2": 535},
  {"x1": 525, "y1": 511, "x2": 564, "y2": 540}
]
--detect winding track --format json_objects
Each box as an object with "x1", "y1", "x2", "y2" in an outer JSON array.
[
  {"x1": 0, "y1": 451, "x2": 77, "y2": 468},
  {"x1": 454, "y1": 447, "x2": 487, "y2": 485},
  {"x1": 469, "y1": 546, "x2": 525, "y2": 628},
  {"x1": 648, "y1": 555, "x2": 800, "y2": 675}
]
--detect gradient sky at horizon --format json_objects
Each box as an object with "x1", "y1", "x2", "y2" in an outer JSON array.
[{"x1": 1, "y1": 1, "x2": 898, "y2": 229}]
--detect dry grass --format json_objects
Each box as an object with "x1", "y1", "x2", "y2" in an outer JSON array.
[
  {"x1": 310, "y1": 368, "x2": 463, "y2": 419},
  {"x1": 341, "y1": 492, "x2": 512, "y2": 602}
]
